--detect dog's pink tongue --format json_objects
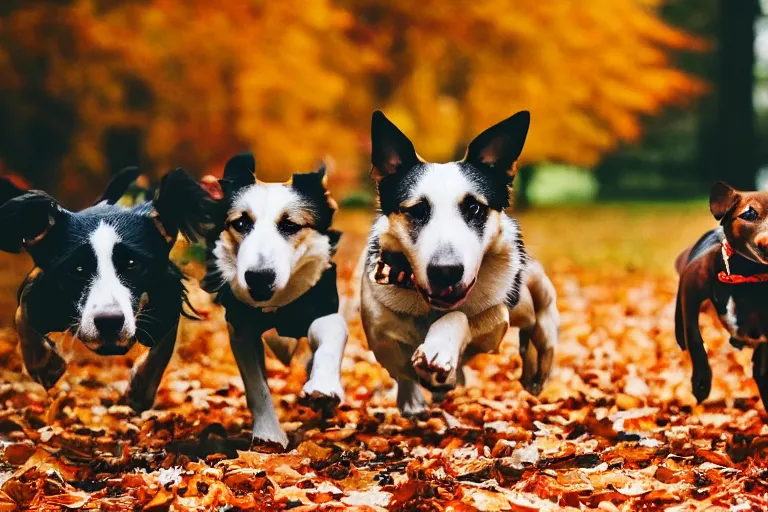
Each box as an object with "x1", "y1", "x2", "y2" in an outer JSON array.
[{"x1": 439, "y1": 286, "x2": 454, "y2": 298}]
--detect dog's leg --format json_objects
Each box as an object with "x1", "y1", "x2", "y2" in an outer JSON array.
[
  {"x1": 16, "y1": 305, "x2": 66, "y2": 390},
  {"x1": 527, "y1": 304, "x2": 559, "y2": 395},
  {"x1": 262, "y1": 330, "x2": 300, "y2": 367},
  {"x1": 15, "y1": 273, "x2": 66, "y2": 390},
  {"x1": 302, "y1": 313, "x2": 348, "y2": 406},
  {"x1": 753, "y1": 344, "x2": 768, "y2": 408},
  {"x1": 518, "y1": 328, "x2": 538, "y2": 392},
  {"x1": 432, "y1": 366, "x2": 467, "y2": 404},
  {"x1": 229, "y1": 326, "x2": 287, "y2": 447},
  {"x1": 674, "y1": 289, "x2": 686, "y2": 351},
  {"x1": 125, "y1": 326, "x2": 178, "y2": 412},
  {"x1": 411, "y1": 311, "x2": 471, "y2": 391},
  {"x1": 678, "y1": 266, "x2": 711, "y2": 403},
  {"x1": 468, "y1": 303, "x2": 510, "y2": 354},
  {"x1": 397, "y1": 378, "x2": 428, "y2": 417},
  {"x1": 520, "y1": 262, "x2": 559, "y2": 395},
  {"x1": 509, "y1": 283, "x2": 538, "y2": 391}
]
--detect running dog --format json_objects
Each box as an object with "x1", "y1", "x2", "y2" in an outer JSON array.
[
  {"x1": 360, "y1": 110, "x2": 560, "y2": 415},
  {"x1": 675, "y1": 182, "x2": 768, "y2": 407},
  {"x1": 0, "y1": 168, "x2": 211, "y2": 411},
  {"x1": 201, "y1": 153, "x2": 347, "y2": 447}
]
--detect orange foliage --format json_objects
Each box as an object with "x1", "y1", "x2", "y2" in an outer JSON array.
[
  {"x1": 367, "y1": 0, "x2": 708, "y2": 165},
  {"x1": 0, "y1": 1, "x2": 706, "y2": 192}
]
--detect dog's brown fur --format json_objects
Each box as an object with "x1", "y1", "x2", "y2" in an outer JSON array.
[{"x1": 675, "y1": 182, "x2": 768, "y2": 406}]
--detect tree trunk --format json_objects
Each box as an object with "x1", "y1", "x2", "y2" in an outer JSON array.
[{"x1": 714, "y1": 0, "x2": 759, "y2": 189}]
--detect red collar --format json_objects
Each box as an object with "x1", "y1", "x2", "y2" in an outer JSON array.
[{"x1": 718, "y1": 239, "x2": 768, "y2": 284}]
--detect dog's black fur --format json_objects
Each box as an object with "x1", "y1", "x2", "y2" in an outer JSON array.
[{"x1": 0, "y1": 168, "x2": 212, "y2": 411}]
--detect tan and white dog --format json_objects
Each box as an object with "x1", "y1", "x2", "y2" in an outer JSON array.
[
  {"x1": 201, "y1": 153, "x2": 347, "y2": 446},
  {"x1": 360, "y1": 111, "x2": 559, "y2": 415}
]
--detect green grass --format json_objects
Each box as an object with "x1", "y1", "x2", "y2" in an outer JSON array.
[
  {"x1": 515, "y1": 200, "x2": 713, "y2": 275},
  {"x1": 527, "y1": 164, "x2": 598, "y2": 205}
]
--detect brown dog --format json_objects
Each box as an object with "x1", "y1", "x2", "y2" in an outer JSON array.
[{"x1": 675, "y1": 182, "x2": 768, "y2": 406}]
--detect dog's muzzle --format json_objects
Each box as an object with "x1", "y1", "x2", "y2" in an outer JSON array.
[
  {"x1": 79, "y1": 313, "x2": 134, "y2": 355},
  {"x1": 424, "y1": 263, "x2": 474, "y2": 310},
  {"x1": 245, "y1": 269, "x2": 277, "y2": 301},
  {"x1": 420, "y1": 278, "x2": 476, "y2": 311}
]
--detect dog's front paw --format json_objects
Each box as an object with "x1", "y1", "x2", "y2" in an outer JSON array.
[
  {"x1": 122, "y1": 385, "x2": 155, "y2": 414},
  {"x1": 691, "y1": 365, "x2": 713, "y2": 404},
  {"x1": 411, "y1": 348, "x2": 456, "y2": 391},
  {"x1": 27, "y1": 348, "x2": 67, "y2": 390},
  {"x1": 251, "y1": 419, "x2": 288, "y2": 449},
  {"x1": 521, "y1": 377, "x2": 543, "y2": 397},
  {"x1": 299, "y1": 379, "x2": 344, "y2": 412},
  {"x1": 411, "y1": 347, "x2": 456, "y2": 392}
]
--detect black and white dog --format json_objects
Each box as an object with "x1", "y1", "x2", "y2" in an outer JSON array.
[
  {"x1": 201, "y1": 153, "x2": 347, "y2": 447},
  {"x1": 0, "y1": 168, "x2": 211, "y2": 411},
  {"x1": 361, "y1": 111, "x2": 560, "y2": 415}
]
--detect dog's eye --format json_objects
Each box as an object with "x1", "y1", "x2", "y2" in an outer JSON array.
[
  {"x1": 461, "y1": 196, "x2": 488, "y2": 222},
  {"x1": 230, "y1": 214, "x2": 254, "y2": 234},
  {"x1": 278, "y1": 217, "x2": 304, "y2": 236},
  {"x1": 739, "y1": 206, "x2": 759, "y2": 222},
  {"x1": 70, "y1": 262, "x2": 89, "y2": 280},
  {"x1": 126, "y1": 259, "x2": 138, "y2": 271},
  {"x1": 402, "y1": 200, "x2": 431, "y2": 222}
]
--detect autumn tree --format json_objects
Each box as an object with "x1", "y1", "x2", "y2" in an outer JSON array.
[{"x1": 0, "y1": 0, "x2": 706, "y2": 203}]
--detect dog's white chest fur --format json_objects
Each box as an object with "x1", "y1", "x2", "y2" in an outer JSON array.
[{"x1": 719, "y1": 297, "x2": 768, "y2": 346}]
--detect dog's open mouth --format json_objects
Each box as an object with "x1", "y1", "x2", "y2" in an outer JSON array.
[{"x1": 421, "y1": 279, "x2": 476, "y2": 310}]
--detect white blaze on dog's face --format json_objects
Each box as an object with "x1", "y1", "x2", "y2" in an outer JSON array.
[
  {"x1": 0, "y1": 167, "x2": 211, "y2": 357},
  {"x1": 210, "y1": 154, "x2": 339, "y2": 308},
  {"x1": 370, "y1": 110, "x2": 530, "y2": 310},
  {"x1": 77, "y1": 222, "x2": 137, "y2": 353}
]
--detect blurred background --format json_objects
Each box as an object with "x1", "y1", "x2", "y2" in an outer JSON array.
[{"x1": 0, "y1": 0, "x2": 763, "y2": 208}]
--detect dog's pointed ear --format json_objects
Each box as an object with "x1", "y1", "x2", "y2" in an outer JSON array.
[
  {"x1": 95, "y1": 166, "x2": 141, "y2": 205},
  {"x1": 371, "y1": 110, "x2": 419, "y2": 184},
  {"x1": 710, "y1": 181, "x2": 740, "y2": 221},
  {"x1": 152, "y1": 168, "x2": 215, "y2": 244},
  {"x1": 223, "y1": 152, "x2": 256, "y2": 192},
  {"x1": 291, "y1": 162, "x2": 334, "y2": 204},
  {"x1": 292, "y1": 161, "x2": 327, "y2": 191},
  {"x1": 292, "y1": 162, "x2": 339, "y2": 229},
  {"x1": 465, "y1": 111, "x2": 530, "y2": 175},
  {"x1": 0, "y1": 192, "x2": 64, "y2": 253}
]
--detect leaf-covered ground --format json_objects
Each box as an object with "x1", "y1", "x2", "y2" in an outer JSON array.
[{"x1": 2, "y1": 205, "x2": 768, "y2": 511}]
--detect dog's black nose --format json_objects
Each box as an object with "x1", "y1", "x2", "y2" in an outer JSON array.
[
  {"x1": 427, "y1": 263, "x2": 464, "y2": 290},
  {"x1": 93, "y1": 314, "x2": 125, "y2": 342},
  {"x1": 245, "y1": 269, "x2": 276, "y2": 301}
]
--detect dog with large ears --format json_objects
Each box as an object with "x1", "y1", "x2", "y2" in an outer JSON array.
[
  {"x1": 200, "y1": 153, "x2": 347, "y2": 447},
  {"x1": 0, "y1": 167, "x2": 212, "y2": 412},
  {"x1": 360, "y1": 110, "x2": 560, "y2": 415},
  {"x1": 675, "y1": 181, "x2": 768, "y2": 407}
]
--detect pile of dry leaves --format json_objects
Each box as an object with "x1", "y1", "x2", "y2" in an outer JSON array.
[{"x1": 1, "y1": 223, "x2": 768, "y2": 511}]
